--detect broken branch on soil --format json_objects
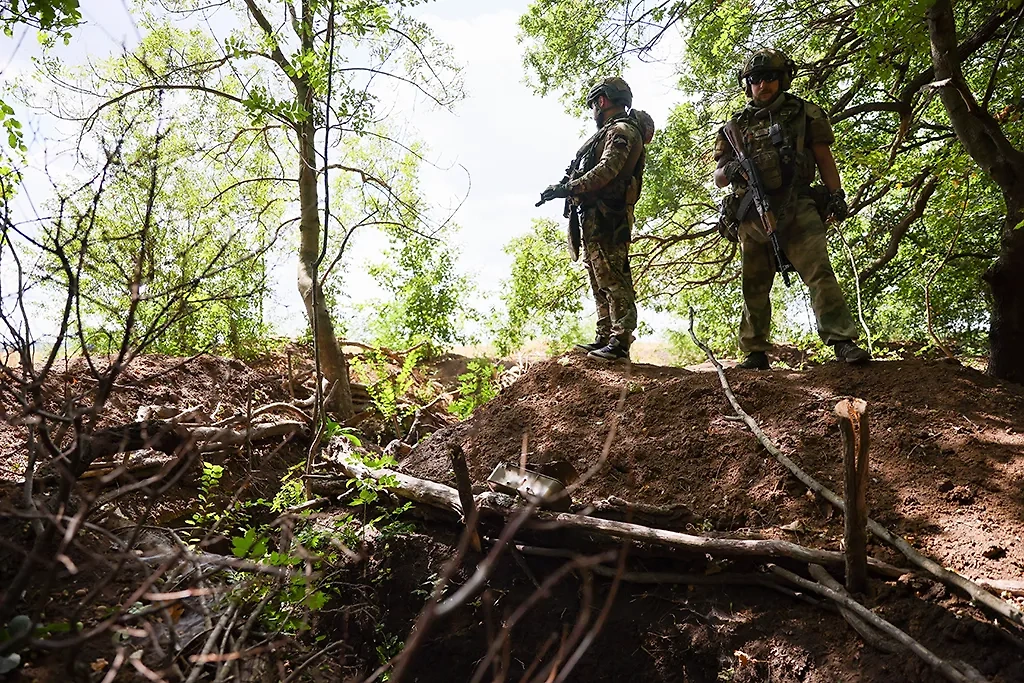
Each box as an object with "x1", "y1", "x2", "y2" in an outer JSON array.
[
  {"x1": 315, "y1": 444, "x2": 903, "y2": 576},
  {"x1": 687, "y1": 307, "x2": 1024, "y2": 633},
  {"x1": 836, "y1": 398, "x2": 870, "y2": 593},
  {"x1": 771, "y1": 565, "x2": 988, "y2": 683},
  {"x1": 450, "y1": 443, "x2": 481, "y2": 552},
  {"x1": 807, "y1": 564, "x2": 900, "y2": 654}
]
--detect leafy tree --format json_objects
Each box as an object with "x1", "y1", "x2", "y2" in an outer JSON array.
[
  {"x1": 55, "y1": 0, "x2": 463, "y2": 417},
  {"x1": 493, "y1": 218, "x2": 586, "y2": 355},
  {"x1": 368, "y1": 232, "x2": 473, "y2": 349},
  {"x1": 1, "y1": 0, "x2": 80, "y2": 34},
  {"x1": 337, "y1": 134, "x2": 477, "y2": 350},
  {"x1": 926, "y1": 0, "x2": 1024, "y2": 381},
  {"x1": 519, "y1": 0, "x2": 1022, "y2": 377},
  {"x1": 1, "y1": 0, "x2": 81, "y2": 151},
  {"x1": 50, "y1": 92, "x2": 281, "y2": 358}
]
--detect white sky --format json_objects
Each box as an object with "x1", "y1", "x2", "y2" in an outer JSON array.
[{"x1": 1, "y1": 0, "x2": 687, "y2": 344}]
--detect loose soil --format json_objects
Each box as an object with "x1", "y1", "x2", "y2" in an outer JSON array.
[{"x1": 2, "y1": 350, "x2": 1024, "y2": 681}]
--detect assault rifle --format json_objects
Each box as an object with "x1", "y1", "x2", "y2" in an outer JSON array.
[{"x1": 722, "y1": 121, "x2": 795, "y2": 286}]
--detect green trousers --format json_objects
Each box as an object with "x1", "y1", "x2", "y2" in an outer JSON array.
[{"x1": 738, "y1": 196, "x2": 859, "y2": 352}]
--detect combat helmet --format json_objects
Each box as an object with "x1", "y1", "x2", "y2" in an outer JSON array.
[
  {"x1": 586, "y1": 76, "x2": 633, "y2": 108},
  {"x1": 737, "y1": 49, "x2": 795, "y2": 96}
]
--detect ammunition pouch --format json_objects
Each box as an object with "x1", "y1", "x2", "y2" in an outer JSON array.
[
  {"x1": 567, "y1": 204, "x2": 582, "y2": 261},
  {"x1": 807, "y1": 184, "x2": 830, "y2": 221},
  {"x1": 718, "y1": 193, "x2": 741, "y2": 243},
  {"x1": 748, "y1": 127, "x2": 784, "y2": 192}
]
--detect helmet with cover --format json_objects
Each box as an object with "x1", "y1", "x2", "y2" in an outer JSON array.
[
  {"x1": 586, "y1": 76, "x2": 633, "y2": 109},
  {"x1": 737, "y1": 49, "x2": 795, "y2": 96}
]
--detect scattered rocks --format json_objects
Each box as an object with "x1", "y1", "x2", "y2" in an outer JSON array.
[{"x1": 945, "y1": 485, "x2": 975, "y2": 505}]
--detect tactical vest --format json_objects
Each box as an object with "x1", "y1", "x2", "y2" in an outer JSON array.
[
  {"x1": 731, "y1": 94, "x2": 814, "y2": 193},
  {"x1": 574, "y1": 113, "x2": 645, "y2": 211}
]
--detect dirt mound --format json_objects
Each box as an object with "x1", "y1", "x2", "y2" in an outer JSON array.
[
  {"x1": 407, "y1": 353, "x2": 1024, "y2": 580},
  {"x1": 398, "y1": 352, "x2": 1024, "y2": 681},
  {"x1": 5, "y1": 350, "x2": 1024, "y2": 681}
]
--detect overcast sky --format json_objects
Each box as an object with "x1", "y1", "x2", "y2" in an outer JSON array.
[{"x1": 2, "y1": 0, "x2": 686, "y2": 344}]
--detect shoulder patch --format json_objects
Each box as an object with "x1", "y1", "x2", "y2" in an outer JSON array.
[
  {"x1": 610, "y1": 121, "x2": 641, "y2": 141},
  {"x1": 609, "y1": 133, "x2": 631, "y2": 148}
]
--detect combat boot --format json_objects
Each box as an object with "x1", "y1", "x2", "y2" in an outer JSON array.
[
  {"x1": 737, "y1": 351, "x2": 770, "y2": 370},
  {"x1": 575, "y1": 336, "x2": 609, "y2": 353},
  {"x1": 588, "y1": 336, "x2": 630, "y2": 362},
  {"x1": 833, "y1": 340, "x2": 870, "y2": 365}
]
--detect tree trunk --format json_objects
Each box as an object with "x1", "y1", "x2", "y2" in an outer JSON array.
[
  {"x1": 927, "y1": 0, "x2": 1024, "y2": 384},
  {"x1": 296, "y1": 112, "x2": 355, "y2": 419},
  {"x1": 986, "y1": 200, "x2": 1024, "y2": 383}
]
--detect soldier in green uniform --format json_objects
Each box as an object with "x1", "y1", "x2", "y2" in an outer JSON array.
[
  {"x1": 714, "y1": 49, "x2": 870, "y2": 369},
  {"x1": 539, "y1": 77, "x2": 646, "y2": 362}
]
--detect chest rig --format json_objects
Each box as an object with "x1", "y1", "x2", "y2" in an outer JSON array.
[{"x1": 736, "y1": 95, "x2": 810, "y2": 193}]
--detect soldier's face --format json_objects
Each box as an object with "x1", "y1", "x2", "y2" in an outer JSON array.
[
  {"x1": 749, "y1": 73, "x2": 780, "y2": 104},
  {"x1": 591, "y1": 96, "x2": 606, "y2": 124}
]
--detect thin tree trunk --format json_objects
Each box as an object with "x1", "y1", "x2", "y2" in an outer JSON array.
[
  {"x1": 295, "y1": 113, "x2": 354, "y2": 418},
  {"x1": 927, "y1": 0, "x2": 1024, "y2": 384}
]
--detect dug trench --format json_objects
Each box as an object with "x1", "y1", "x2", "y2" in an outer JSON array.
[
  {"x1": 396, "y1": 352, "x2": 1024, "y2": 682},
  {"x1": 2, "y1": 349, "x2": 1024, "y2": 681}
]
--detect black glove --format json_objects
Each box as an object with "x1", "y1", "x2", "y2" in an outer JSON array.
[
  {"x1": 827, "y1": 188, "x2": 848, "y2": 222},
  {"x1": 536, "y1": 182, "x2": 571, "y2": 206},
  {"x1": 722, "y1": 159, "x2": 745, "y2": 184}
]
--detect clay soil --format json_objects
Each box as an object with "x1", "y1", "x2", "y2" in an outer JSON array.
[{"x1": 2, "y1": 350, "x2": 1024, "y2": 681}]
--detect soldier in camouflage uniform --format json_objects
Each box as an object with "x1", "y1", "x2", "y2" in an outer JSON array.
[
  {"x1": 714, "y1": 49, "x2": 870, "y2": 369},
  {"x1": 540, "y1": 77, "x2": 647, "y2": 361}
]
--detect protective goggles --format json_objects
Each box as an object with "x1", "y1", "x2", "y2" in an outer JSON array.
[{"x1": 747, "y1": 70, "x2": 782, "y2": 84}]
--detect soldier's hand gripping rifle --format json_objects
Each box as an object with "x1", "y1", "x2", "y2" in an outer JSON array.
[
  {"x1": 536, "y1": 156, "x2": 584, "y2": 261},
  {"x1": 722, "y1": 121, "x2": 796, "y2": 286}
]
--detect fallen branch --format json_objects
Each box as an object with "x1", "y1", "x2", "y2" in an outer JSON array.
[
  {"x1": 518, "y1": 505, "x2": 903, "y2": 577},
  {"x1": 310, "y1": 439, "x2": 464, "y2": 516},
  {"x1": 807, "y1": 564, "x2": 900, "y2": 653},
  {"x1": 771, "y1": 565, "x2": 988, "y2": 683},
  {"x1": 316, "y1": 444, "x2": 903, "y2": 576},
  {"x1": 580, "y1": 496, "x2": 694, "y2": 529},
  {"x1": 192, "y1": 421, "x2": 307, "y2": 453},
  {"x1": 976, "y1": 579, "x2": 1024, "y2": 597},
  {"x1": 687, "y1": 308, "x2": 1024, "y2": 632}
]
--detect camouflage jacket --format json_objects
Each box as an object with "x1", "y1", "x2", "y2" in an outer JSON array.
[{"x1": 567, "y1": 113, "x2": 645, "y2": 212}]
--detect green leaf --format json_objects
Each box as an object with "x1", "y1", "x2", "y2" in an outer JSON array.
[
  {"x1": 0, "y1": 654, "x2": 21, "y2": 675},
  {"x1": 231, "y1": 529, "x2": 268, "y2": 559},
  {"x1": 7, "y1": 615, "x2": 31, "y2": 639}
]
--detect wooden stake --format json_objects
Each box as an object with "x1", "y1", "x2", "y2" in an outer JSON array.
[
  {"x1": 450, "y1": 443, "x2": 481, "y2": 552},
  {"x1": 835, "y1": 398, "x2": 869, "y2": 594}
]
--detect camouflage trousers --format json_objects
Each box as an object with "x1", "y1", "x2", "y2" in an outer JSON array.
[
  {"x1": 581, "y1": 208, "x2": 637, "y2": 342},
  {"x1": 738, "y1": 196, "x2": 859, "y2": 352}
]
